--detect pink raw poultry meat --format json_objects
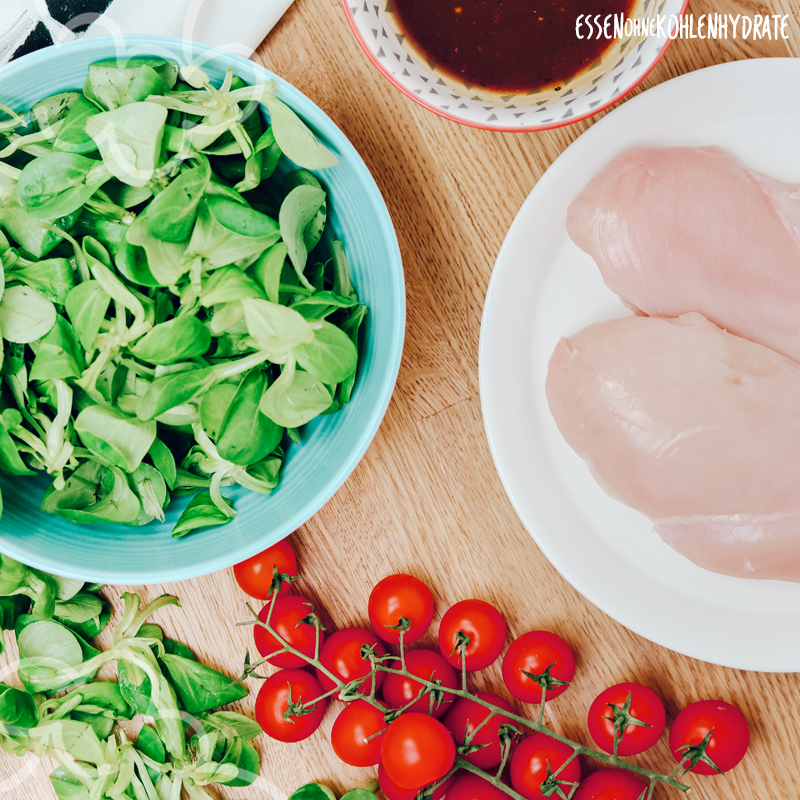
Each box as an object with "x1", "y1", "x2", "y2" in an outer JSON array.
[
  {"x1": 546, "y1": 313, "x2": 800, "y2": 582},
  {"x1": 566, "y1": 146, "x2": 800, "y2": 362}
]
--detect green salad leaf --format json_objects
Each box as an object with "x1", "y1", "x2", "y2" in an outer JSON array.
[
  {"x1": 0, "y1": 57, "x2": 365, "y2": 538},
  {"x1": 2, "y1": 571, "x2": 261, "y2": 798}
]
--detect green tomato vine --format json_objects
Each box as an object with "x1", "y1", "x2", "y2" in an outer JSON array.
[{"x1": 240, "y1": 571, "x2": 694, "y2": 800}]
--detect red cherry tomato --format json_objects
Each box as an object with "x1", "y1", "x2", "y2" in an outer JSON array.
[
  {"x1": 438, "y1": 599, "x2": 506, "y2": 671},
  {"x1": 573, "y1": 770, "x2": 648, "y2": 800},
  {"x1": 669, "y1": 700, "x2": 749, "y2": 775},
  {"x1": 233, "y1": 539, "x2": 297, "y2": 599},
  {"x1": 254, "y1": 594, "x2": 324, "y2": 669},
  {"x1": 447, "y1": 773, "x2": 512, "y2": 800},
  {"x1": 378, "y1": 762, "x2": 454, "y2": 800},
  {"x1": 316, "y1": 627, "x2": 386, "y2": 698},
  {"x1": 587, "y1": 683, "x2": 666, "y2": 756},
  {"x1": 331, "y1": 700, "x2": 387, "y2": 767},
  {"x1": 510, "y1": 734, "x2": 582, "y2": 800},
  {"x1": 381, "y1": 713, "x2": 456, "y2": 789},
  {"x1": 369, "y1": 574, "x2": 435, "y2": 644},
  {"x1": 502, "y1": 631, "x2": 575, "y2": 703},
  {"x1": 443, "y1": 691, "x2": 515, "y2": 769},
  {"x1": 382, "y1": 649, "x2": 459, "y2": 718},
  {"x1": 255, "y1": 669, "x2": 326, "y2": 743}
]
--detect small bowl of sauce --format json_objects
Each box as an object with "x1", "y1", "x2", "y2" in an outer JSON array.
[{"x1": 340, "y1": 0, "x2": 688, "y2": 130}]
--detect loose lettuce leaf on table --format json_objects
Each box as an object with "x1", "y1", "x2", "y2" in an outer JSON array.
[
  {"x1": 0, "y1": 683, "x2": 39, "y2": 729},
  {"x1": 52, "y1": 593, "x2": 103, "y2": 625},
  {"x1": 17, "y1": 619, "x2": 85, "y2": 693},
  {"x1": 159, "y1": 653, "x2": 247, "y2": 714},
  {"x1": 217, "y1": 735, "x2": 260, "y2": 787},
  {"x1": 49, "y1": 767, "x2": 90, "y2": 800}
]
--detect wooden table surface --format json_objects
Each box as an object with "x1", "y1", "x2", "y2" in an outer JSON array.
[{"x1": 3, "y1": 1, "x2": 800, "y2": 798}]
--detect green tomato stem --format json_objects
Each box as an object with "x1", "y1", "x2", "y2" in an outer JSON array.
[
  {"x1": 313, "y1": 620, "x2": 322, "y2": 663},
  {"x1": 463, "y1": 707, "x2": 496, "y2": 746},
  {"x1": 368, "y1": 652, "x2": 378, "y2": 702},
  {"x1": 248, "y1": 596, "x2": 342, "y2": 691},
  {"x1": 495, "y1": 738, "x2": 512, "y2": 780},
  {"x1": 537, "y1": 688, "x2": 547, "y2": 725},
  {"x1": 399, "y1": 627, "x2": 407, "y2": 673},
  {"x1": 549, "y1": 746, "x2": 579, "y2": 780},
  {"x1": 389, "y1": 685, "x2": 428, "y2": 720},
  {"x1": 422, "y1": 764, "x2": 459, "y2": 797},
  {"x1": 455, "y1": 757, "x2": 530, "y2": 800}
]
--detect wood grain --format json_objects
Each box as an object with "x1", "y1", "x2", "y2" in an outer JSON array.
[{"x1": 2, "y1": 1, "x2": 800, "y2": 797}]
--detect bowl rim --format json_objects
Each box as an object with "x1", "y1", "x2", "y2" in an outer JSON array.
[
  {"x1": 0, "y1": 35, "x2": 406, "y2": 584},
  {"x1": 338, "y1": 0, "x2": 690, "y2": 131}
]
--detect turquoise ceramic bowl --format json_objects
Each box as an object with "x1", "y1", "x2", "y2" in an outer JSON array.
[{"x1": 0, "y1": 36, "x2": 405, "y2": 584}]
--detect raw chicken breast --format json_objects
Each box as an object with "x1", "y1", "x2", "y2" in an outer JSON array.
[
  {"x1": 566, "y1": 146, "x2": 800, "y2": 362},
  {"x1": 546, "y1": 312, "x2": 800, "y2": 582}
]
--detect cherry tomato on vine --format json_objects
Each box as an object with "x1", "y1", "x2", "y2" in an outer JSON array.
[
  {"x1": 587, "y1": 683, "x2": 666, "y2": 756},
  {"x1": 331, "y1": 699, "x2": 387, "y2": 767},
  {"x1": 233, "y1": 539, "x2": 297, "y2": 599},
  {"x1": 502, "y1": 631, "x2": 575, "y2": 703},
  {"x1": 254, "y1": 594, "x2": 324, "y2": 669},
  {"x1": 669, "y1": 700, "x2": 749, "y2": 775},
  {"x1": 380, "y1": 713, "x2": 456, "y2": 789},
  {"x1": 510, "y1": 734, "x2": 582, "y2": 800},
  {"x1": 255, "y1": 669, "x2": 326, "y2": 743},
  {"x1": 447, "y1": 773, "x2": 512, "y2": 800},
  {"x1": 443, "y1": 691, "x2": 515, "y2": 769},
  {"x1": 378, "y1": 762, "x2": 454, "y2": 800},
  {"x1": 369, "y1": 574, "x2": 435, "y2": 644},
  {"x1": 382, "y1": 649, "x2": 459, "y2": 718},
  {"x1": 438, "y1": 599, "x2": 506, "y2": 671},
  {"x1": 316, "y1": 627, "x2": 386, "y2": 698},
  {"x1": 572, "y1": 770, "x2": 648, "y2": 800}
]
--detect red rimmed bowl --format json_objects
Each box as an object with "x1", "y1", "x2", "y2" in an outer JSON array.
[{"x1": 340, "y1": 0, "x2": 688, "y2": 131}]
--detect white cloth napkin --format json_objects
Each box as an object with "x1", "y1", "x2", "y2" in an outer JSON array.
[{"x1": 0, "y1": 0, "x2": 294, "y2": 65}]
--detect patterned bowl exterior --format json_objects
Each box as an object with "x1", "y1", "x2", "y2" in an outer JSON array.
[
  {"x1": 341, "y1": 0, "x2": 689, "y2": 130},
  {"x1": 0, "y1": 36, "x2": 405, "y2": 584}
]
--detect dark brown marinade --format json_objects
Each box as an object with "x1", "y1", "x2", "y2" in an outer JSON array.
[{"x1": 391, "y1": 0, "x2": 635, "y2": 93}]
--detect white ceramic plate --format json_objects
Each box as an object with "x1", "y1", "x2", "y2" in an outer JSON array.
[{"x1": 480, "y1": 58, "x2": 800, "y2": 672}]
